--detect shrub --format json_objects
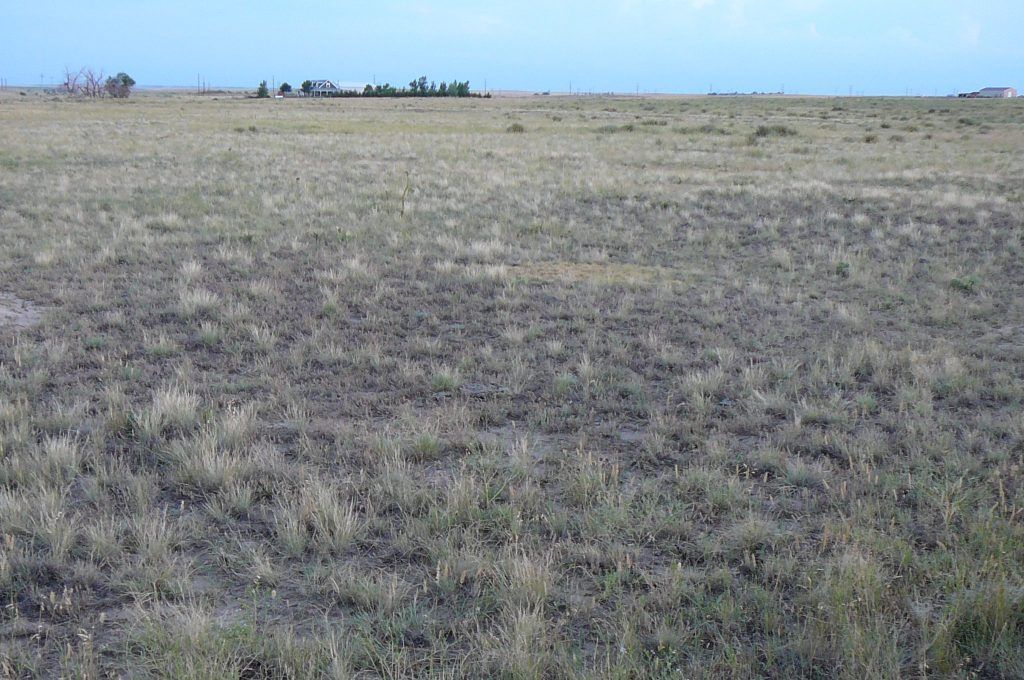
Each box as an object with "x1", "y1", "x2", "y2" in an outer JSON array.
[
  {"x1": 754, "y1": 124, "x2": 798, "y2": 138},
  {"x1": 949, "y1": 275, "x2": 980, "y2": 294},
  {"x1": 506, "y1": 123, "x2": 526, "y2": 134}
]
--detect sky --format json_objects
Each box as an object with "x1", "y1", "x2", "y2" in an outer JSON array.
[{"x1": 1, "y1": 1, "x2": 1022, "y2": 95}]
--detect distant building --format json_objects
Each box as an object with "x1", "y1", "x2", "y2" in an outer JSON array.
[
  {"x1": 977, "y1": 87, "x2": 1017, "y2": 98},
  {"x1": 306, "y1": 80, "x2": 341, "y2": 97},
  {"x1": 303, "y1": 80, "x2": 365, "y2": 97}
]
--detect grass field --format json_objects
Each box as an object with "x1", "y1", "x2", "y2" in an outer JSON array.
[{"x1": 1, "y1": 90, "x2": 1023, "y2": 678}]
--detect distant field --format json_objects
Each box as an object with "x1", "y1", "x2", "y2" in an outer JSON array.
[{"x1": 1, "y1": 91, "x2": 1023, "y2": 678}]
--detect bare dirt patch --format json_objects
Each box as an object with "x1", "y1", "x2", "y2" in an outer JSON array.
[
  {"x1": 0, "y1": 293, "x2": 43, "y2": 330},
  {"x1": 512, "y1": 261, "x2": 689, "y2": 286}
]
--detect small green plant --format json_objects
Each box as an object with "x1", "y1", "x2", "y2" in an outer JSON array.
[
  {"x1": 949, "y1": 275, "x2": 980, "y2": 294},
  {"x1": 506, "y1": 123, "x2": 526, "y2": 133},
  {"x1": 430, "y1": 366, "x2": 461, "y2": 392}
]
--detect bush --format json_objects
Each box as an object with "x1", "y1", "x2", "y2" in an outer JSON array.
[
  {"x1": 753, "y1": 124, "x2": 798, "y2": 138},
  {"x1": 506, "y1": 123, "x2": 526, "y2": 134}
]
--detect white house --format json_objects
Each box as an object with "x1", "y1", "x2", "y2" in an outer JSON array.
[
  {"x1": 306, "y1": 80, "x2": 341, "y2": 97},
  {"x1": 303, "y1": 80, "x2": 365, "y2": 97}
]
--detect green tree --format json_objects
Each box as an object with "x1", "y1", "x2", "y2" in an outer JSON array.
[
  {"x1": 301, "y1": 80, "x2": 313, "y2": 95},
  {"x1": 256, "y1": 80, "x2": 269, "y2": 98},
  {"x1": 103, "y1": 72, "x2": 135, "y2": 98},
  {"x1": 279, "y1": 82, "x2": 292, "y2": 93}
]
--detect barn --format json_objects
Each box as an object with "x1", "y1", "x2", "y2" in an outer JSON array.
[{"x1": 977, "y1": 87, "x2": 1017, "y2": 98}]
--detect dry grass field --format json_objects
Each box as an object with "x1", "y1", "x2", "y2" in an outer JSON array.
[{"x1": 1, "y1": 90, "x2": 1023, "y2": 678}]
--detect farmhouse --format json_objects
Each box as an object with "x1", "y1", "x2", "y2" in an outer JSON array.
[{"x1": 306, "y1": 79, "x2": 341, "y2": 97}]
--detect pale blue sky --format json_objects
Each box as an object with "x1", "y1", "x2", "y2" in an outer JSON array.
[{"x1": 2, "y1": 1, "x2": 1021, "y2": 94}]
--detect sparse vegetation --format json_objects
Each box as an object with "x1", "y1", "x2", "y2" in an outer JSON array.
[
  {"x1": 753, "y1": 123, "x2": 798, "y2": 138},
  {"x1": 0, "y1": 91, "x2": 1023, "y2": 677}
]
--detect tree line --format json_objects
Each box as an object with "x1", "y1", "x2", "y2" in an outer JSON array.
[
  {"x1": 61, "y1": 67, "x2": 136, "y2": 98},
  {"x1": 259, "y1": 76, "x2": 482, "y2": 98},
  {"x1": 365, "y1": 77, "x2": 475, "y2": 98}
]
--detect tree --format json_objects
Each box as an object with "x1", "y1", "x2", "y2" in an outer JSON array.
[
  {"x1": 62, "y1": 67, "x2": 82, "y2": 95},
  {"x1": 301, "y1": 80, "x2": 313, "y2": 95},
  {"x1": 279, "y1": 82, "x2": 292, "y2": 93},
  {"x1": 81, "y1": 68, "x2": 105, "y2": 98},
  {"x1": 104, "y1": 72, "x2": 135, "y2": 98},
  {"x1": 256, "y1": 80, "x2": 269, "y2": 98}
]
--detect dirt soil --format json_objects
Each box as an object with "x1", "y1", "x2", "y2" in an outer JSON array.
[{"x1": 0, "y1": 293, "x2": 42, "y2": 330}]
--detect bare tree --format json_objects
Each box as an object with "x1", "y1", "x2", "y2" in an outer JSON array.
[
  {"x1": 62, "y1": 67, "x2": 83, "y2": 95},
  {"x1": 81, "y1": 68, "x2": 105, "y2": 98}
]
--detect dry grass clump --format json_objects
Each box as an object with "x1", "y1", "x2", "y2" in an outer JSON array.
[{"x1": 0, "y1": 91, "x2": 1022, "y2": 677}]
